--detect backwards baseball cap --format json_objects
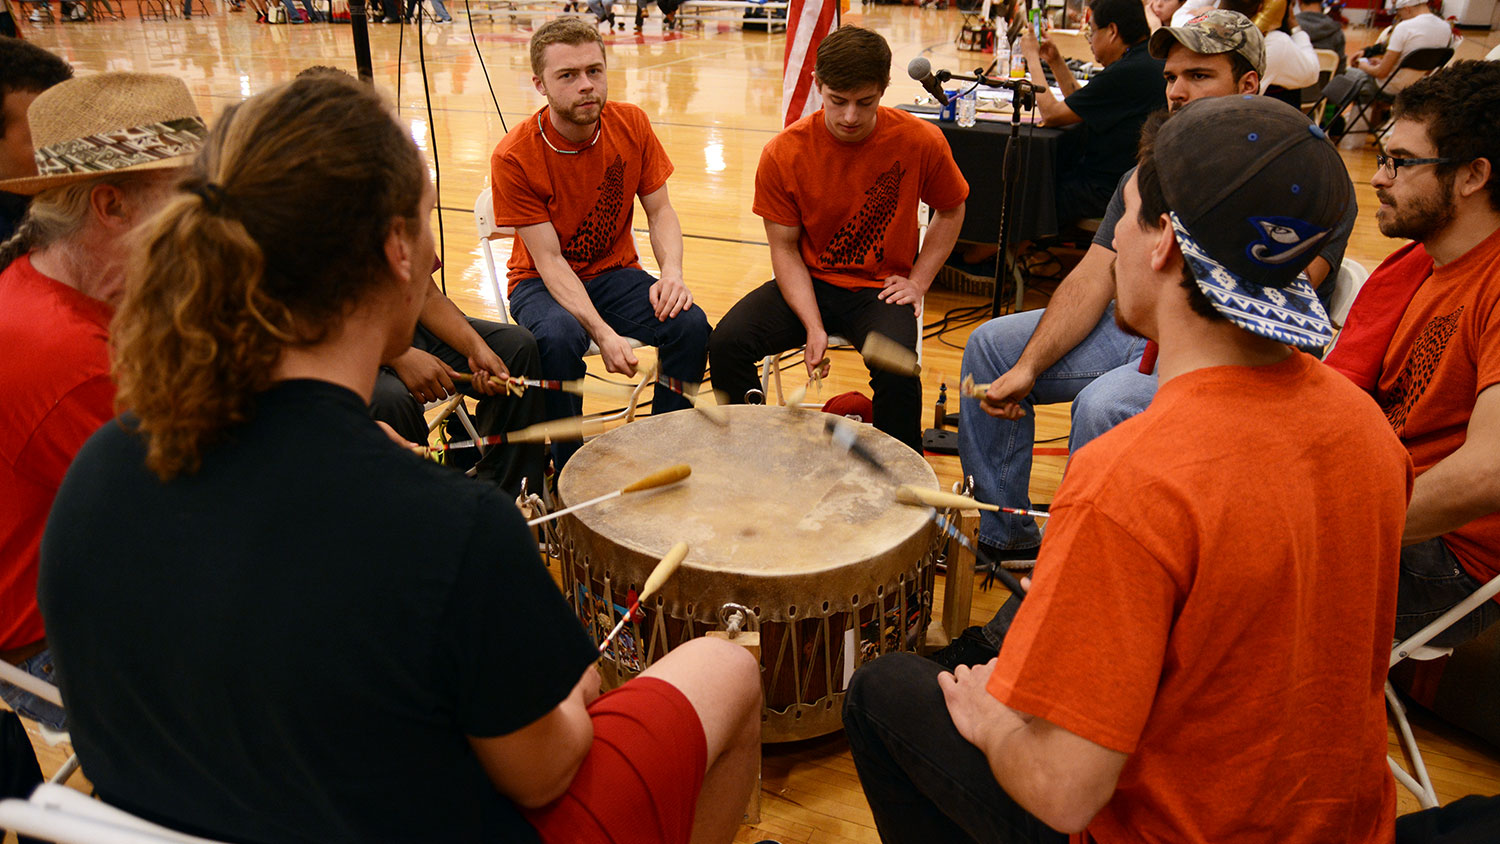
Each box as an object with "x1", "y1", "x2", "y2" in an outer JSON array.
[
  {"x1": 1152, "y1": 95, "x2": 1350, "y2": 349},
  {"x1": 1149, "y1": 10, "x2": 1266, "y2": 77},
  {"x1": 1389, "y1": 0, "x2": 1427, "y2": 9}
]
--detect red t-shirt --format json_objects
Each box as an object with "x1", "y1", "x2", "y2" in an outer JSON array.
[
  {"x1": 988, "y1": 352, "x2": 1409, "y2": 844},
  {"x1": 0, "y1": 254, "x2": 116, "y2": 651},
  {"x1": 1375, "y1": 227, "x2": 1500, "y2": 591},
  {"x1": 753, "y1": 107, "x2": 968, "y2": 290},
  {"x1": 491, "y1": 102, "x2": 673, "y2": 292}
]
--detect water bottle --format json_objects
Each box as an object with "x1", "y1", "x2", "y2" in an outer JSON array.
[
  {"x1": 956, "y1": 88, "x2": 977, "y2": 127},
  {"x1": 995, "y1": 37, "x2": 1010, "y2": 71}
]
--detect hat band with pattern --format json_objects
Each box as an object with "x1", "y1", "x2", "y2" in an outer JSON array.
[
  {"x1": 34, "y1": 116, "x2": 209, "y2": 178},
  {"x1": 1170, "y1": 212, "x2": 1335, "y2": 349}
]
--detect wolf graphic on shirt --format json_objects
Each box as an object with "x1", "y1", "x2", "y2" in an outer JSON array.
[
  {"x1": 563, "y1": 155, "x2": 627, "y2": 266},
  {"x1": 1381, "y1": 306, "x2": 1463, "y2": 436},
  {"x1": 818, "y1": 161, "x2": 906, "y2": 269}
]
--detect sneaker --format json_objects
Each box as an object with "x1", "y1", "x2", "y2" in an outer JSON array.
[
  {"x1": 928, "y1": 626, "x2": 999, "y2": 671},
  {"x1": 29, "y1": 9, "x2": 46, "y2": 21}
]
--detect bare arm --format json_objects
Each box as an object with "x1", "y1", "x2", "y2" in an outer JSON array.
[
  {"x1": 1404, "y1": 385, "x2": 1500, "y2": 545},
  {"x1": 981, "y1": 243, "x2": 1117, "y2": 418},
  {"x1": 640, "y1": 185, "x2": 694, "y2": 321},
  {"x1": 878, "y1": 203, "x2": 966, "y2": 306},
  {"x1": 765, "y1": 219, "x2": 829, "y2": 375},
  {"x1": 515, "y1": 221, "x2": 639, "y2": 376},
  {"x1": 1357, "y1": 48, "x2": 1402, "y2": 80},
  {"x1": 942, "y1": 661, "x2": 1127, "y2": 833},
  {"x1": 1022, "y1": 29, "x2": 1083, "y2": 119},
  {"x1": 1305, "y1": 257, "x2": 1333, "y2": 290},
  {"x1": 468, "y1": 665, "x2": 600, "y2": 809}
]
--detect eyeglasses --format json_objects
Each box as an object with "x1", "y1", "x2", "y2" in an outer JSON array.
[{"x1": 1376, "y1": 154, "x2": 1460, "y2": 176}]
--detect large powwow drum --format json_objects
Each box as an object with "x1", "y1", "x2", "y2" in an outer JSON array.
[{"x1": 557, "y1": 405, "x2": 941, "y2": 741}]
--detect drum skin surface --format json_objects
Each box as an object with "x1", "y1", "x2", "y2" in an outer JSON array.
[{"x1": 557, "y1": 406, "x2": 940, "y2": 741}]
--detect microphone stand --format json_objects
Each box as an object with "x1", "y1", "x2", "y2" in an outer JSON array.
[{"x1": 937, "y1": 69, "x2": 1037, "y2": 319}]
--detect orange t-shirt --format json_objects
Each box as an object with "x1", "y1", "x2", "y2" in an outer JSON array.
[
  {"x1": 988, "y1": 352, "x2": 1410, "y2": 844},
  {"x1": 1376, "y1": 226, "x2": 1500, "y2": 590},
  {"x1": 490, "y1": 101, "x2": 673, "y2": 292},
  {"x1": 753, "y1": 107, "x2": 968, "y2": 290}
]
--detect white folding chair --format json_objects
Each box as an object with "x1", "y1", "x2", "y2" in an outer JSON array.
[
  {"x1": 474, "y1": 187, "x2": 653, "y2": 423},
  {"x1": 1386, "y1": 575, "x2": 1500, "y2": 808},
  {"x1": 0, "y1": 784, "x2": 230, "y2": 844},
  {"x1": 757, "y1": 302, "x2": 926, "y2": 407},
  {"x1": 0, "y1": 660, "x2": 80, "y2": 786},
  {"x1": 1322, "y1": 257, "x2": 1369, "y2": 356}
]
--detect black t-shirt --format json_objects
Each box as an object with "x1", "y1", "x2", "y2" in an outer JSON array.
[
  {"x1": 1062, "y1": 41, "x2": 1167, "y2": 186},
  {"x1": 39, "y1": 379, "x2": 597, "y2": 844}
]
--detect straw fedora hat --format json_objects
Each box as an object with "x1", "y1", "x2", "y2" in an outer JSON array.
[{"x1": 0, "y1": 72, "x2": 208, "y2": 196}]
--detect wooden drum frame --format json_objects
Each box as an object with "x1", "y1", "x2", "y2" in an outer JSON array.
[{"x1": 555, "y1": 405, "x2": 941, "y2": 742}]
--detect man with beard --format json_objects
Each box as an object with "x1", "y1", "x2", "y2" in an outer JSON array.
[
  {"x1": 1325, "y1": 60, "x2": 1500, "y2": 647},
  {"x1": 935, "y1": 14, "x2": 1353, "y2": 645},
  {"x1": 843, "y1": 96, "x2": 1409, "y2": 844},
  {"x1": 491, "y1": 18, "x2": 710, "y2": 469}
]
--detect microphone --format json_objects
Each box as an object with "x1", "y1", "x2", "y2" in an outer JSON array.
[{"x1": 906, "y1": 57, "x2": 949, "y2": 106}]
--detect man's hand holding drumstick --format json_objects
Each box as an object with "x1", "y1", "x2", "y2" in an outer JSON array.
[{"x1": 964, "y1": 370, "x2": 1032, "y2": 420}]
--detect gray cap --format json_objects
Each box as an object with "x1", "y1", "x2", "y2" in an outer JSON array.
[
  {"x1": 1155, "y1": 95, "x2": 1351, "y2": 348},
  {"x1": 1148, "y1": 9, "x2": 1267, "y2": 77}
]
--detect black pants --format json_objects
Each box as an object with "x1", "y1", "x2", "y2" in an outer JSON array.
[
  {"x1": 843, "y1": 653, "x2": 1069, "y2": 843},
  {"x1": 1394, "y1": 537, "x2": 1500, "y2": 648},
  {"x1": 707, "y1": 279, "x2": 922, "y2": 451},
  {"x1": 369, "y1": 317, "x2": 545, "y2": 497}
]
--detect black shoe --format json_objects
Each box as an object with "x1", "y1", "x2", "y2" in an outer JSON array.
[{"x1": 928, "y1": 626, "x2": 999, "y2": 671}]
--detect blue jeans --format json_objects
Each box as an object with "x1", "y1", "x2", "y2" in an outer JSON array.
[
  {"x1": 0, "y1": 650, "x2": 66, "y2": 732},
  {"x1": 509, "y1": 268, "x2": 710, "y2": 467},
  {"x1": 958, "y1": 304, "x2": 1153, "y2": 551},
  {"x1": 1394, "y1": 538, "x2": 1500, "y2": 649}
]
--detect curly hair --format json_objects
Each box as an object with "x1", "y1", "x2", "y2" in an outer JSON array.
[
  {"x1": 813, "y1": 26, "x2": 891, "y2": 93},
  {"x1": 112, "y1": 73, "x2": 425, "y2": 480},
  {"x1": 1395, "y1": 60, "x2": 1500, "y2": 212},
  {"x1": 0, "y1": 40, "x2": 72, "y2": 138}
]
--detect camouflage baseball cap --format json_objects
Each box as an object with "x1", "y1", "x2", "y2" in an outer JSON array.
[{"x1": 1148, "y1": 9, "x2": 1266, "y2": 77}]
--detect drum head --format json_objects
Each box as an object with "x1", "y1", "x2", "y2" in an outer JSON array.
[{"x1": 559, "y1": 405, "x2": 937, "y2": 582}]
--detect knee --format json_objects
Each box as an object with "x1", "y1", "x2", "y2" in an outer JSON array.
[
  {"x1": 662, "y1": 305, "x2": 711, "y2": 348},
  {"x1": 844, "y1": 652, "x2": 932, "y2": 721},
  {"x1": 962, "y1": 316, "x2": 1029, "y2": 377},
  {"x1": 1073, "y1": 371, "x2": 1154, "y2": 435},
  {"x1": 527, "y1": 313, "x2": 590, "y2": 360},
  {"x1": 369, "y1": 372, "x2": 416, "y2": 418}
]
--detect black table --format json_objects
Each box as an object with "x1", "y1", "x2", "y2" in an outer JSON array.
[{"x1": 899, "y1": 104, "x2": 1066, "y2": 246}]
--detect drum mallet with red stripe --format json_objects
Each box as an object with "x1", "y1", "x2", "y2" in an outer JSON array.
[
  {"x1": 598, "y1": 542, "x2": 689, "y2": 653},
  {"x1": 527, "y1": 464, "x2": 692, "y2": 527}
]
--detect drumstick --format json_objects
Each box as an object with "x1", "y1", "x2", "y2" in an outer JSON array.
[
  {"x1": 783, "y1": 360, "x2": 829, "y2": 408},
  {"x1": 598, "y1": 542, "x2": 689, "y2": 653},
  {"x1": 652, "y1": 374, "x2": 728, "y2": 426},
  {"x1": 893, "y1": 485, "x2": 1051, "y2": 520},
  {"x1": 861, "y1": 332, "x2": 920, "y2": 377},
  {"x1": 526, "y1": 464, "x2": 692, "y2": 526},
  {"x1": 453, "y1": 373, "x2": 637, "y2": 403},
  {"x1": 960, "y1": 373, "x2": 1027, "y2": 417},
  {"x1": 823, "y1": 421, "x2": 1027, "y2": 599}
]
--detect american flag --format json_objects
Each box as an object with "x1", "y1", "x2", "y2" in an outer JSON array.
[{"x1": 781, "y1": 0, "x2": 841, "y2": 127}]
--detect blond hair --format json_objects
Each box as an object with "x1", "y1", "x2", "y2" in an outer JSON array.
[{"x1": 112, "y1": 74, "x2": 425, "y2": 480}]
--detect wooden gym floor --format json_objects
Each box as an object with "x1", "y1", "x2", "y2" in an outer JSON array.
[{"x1": 7, "y1": 6, "x2": 1500, "y2": 843}]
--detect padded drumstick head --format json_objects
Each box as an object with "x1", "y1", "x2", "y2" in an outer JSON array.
[
  {"x1": 562, "y1": 378, "x2": 638, "y2": 402},
  {"x1": 861, "y1": 332, "x2": 920, "y2": 377},
  {"x1": 691, "y1": 389, "x2": 729, "y2": 425},
  {"x1": 895, "y1": 484, "x2": 1001, "y2": 512},
  {"x1": 621, "y1": 464, "x2": 692, "y2": 493},
  {"x1": 784, "y1": 383, "x2": 809, "y2": 408},
  {"x1": 507, "y1": 416, "x2": 602, "y2": 444},
  {"x1": 640, "y1": 541, "x2": 689, "y2": 600},
  {"x1": 960, "y1": 373, "x2": 988, "y2": 401}
]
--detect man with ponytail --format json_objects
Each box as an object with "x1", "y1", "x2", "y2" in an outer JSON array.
[
  {"x1": 0, "y1": 73, "x2": 207, "y2": 734},
  {"x1": 39, "y1": 73, "x2": 762, "y2": 844}
]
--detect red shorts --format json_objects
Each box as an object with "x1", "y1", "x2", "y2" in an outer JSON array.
[{"x1": 524, "y1": 677, "x2": 707, "y2": 844}]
